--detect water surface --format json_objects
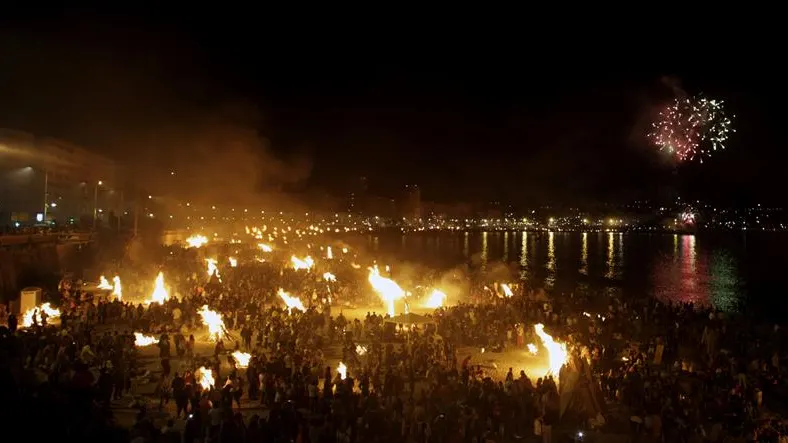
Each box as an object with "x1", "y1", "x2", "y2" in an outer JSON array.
[{"x1": 363, "y1": 231, "x2": 788, "y2": 316}]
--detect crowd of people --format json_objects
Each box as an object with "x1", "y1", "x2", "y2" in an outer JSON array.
[{"x1": 2, "y1": 241, "x2": 788, "y2": 443}]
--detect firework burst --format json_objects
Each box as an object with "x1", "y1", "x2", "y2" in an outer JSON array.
[
  {"x1": 680, "y1": 207, "x2": 697, "y2": 225},
  {"x1": 649, "y1": 95, "x2": 734, "y2": 163}
]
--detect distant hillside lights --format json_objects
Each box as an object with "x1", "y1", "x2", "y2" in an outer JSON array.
[{"x1": 155, "y1": 198, "x2": 785, "y2": 234}]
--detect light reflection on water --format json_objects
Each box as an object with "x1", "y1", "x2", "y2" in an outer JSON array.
[
  {"x1": 546, "y1": 232, "x2": 555, "y2": 271},
  {"x1": 520, "y1": 232, "x2": 528, "y2": 269},
  {"x1": 605, "y1": 233, "x2": 615, "y2": 279},
  {"x1": 651, "y1": 234, "x2": 739, "y2": 310},
  {"x1": 519, "y1": 231, "x2": 528, "y2": 281},
  {"x1": 503, "y1": 231, "x2": 510, "y2": 263},
  {"x1": 545, "y1": 232, "x2": 556, "y2": 289},
  {"x1": 377, "y1": 231, "x2": 750, "y2": 312},
  {"x1": 480, "y1": 232, "x2": 488, "y2": 271},
  {"x1": 654, "y1": 235, "x2": 704, "y2": 305},
  {"x1": 708, "y1": 252, "x2": 739, "y2": 312}
]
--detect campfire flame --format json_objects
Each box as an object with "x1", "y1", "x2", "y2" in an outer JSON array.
[
  {"x1": 534, "y1": 324, "x2": 568, "y2": 378},
  {"x1": 198, "y1": 305, "x2": 226, "y2": 341},
  {"x1": 206, "y1": 258, "x2": 220, "y2": 279},
  {"x1": 368, "y1": 266, "x2": 405, "y2": 317},
  {"x1": 196, "y1": 366, "x2": 215, "y2": 390},
  {"x1": 112, "y1": 276, "x2": 122, "y2": 300},
  {"x1": 278, "y1": 288, "x2": 306, "y2": 312},
  {"x1": 323, "y1": 272, "x2": 336, "y2": 282},
  {"x1": 500, "y1": 283, "x2": 514, "y2": 297},
  {"x1": 134, "y1": 332, "x2": 157, "y2": 346},
  {"x1": 527, "y1": 343, "x2": 538, "y2": 355},
  {"x1": 291, "y1": 255, "x2": 314, "y2": 271},
  {"x1": 337, "y1": 362, "x2": 347, "y2": 380},
  {"x1": 422, "y1": 289, "x2": 447, "y2": 308},
  {"x1": 232, "y1": 351, "x2": 252, "y2": 368},
  {"x1": 97, "y1": 276, "x2": 113, "y2": 290},
  {"x1": 147, "y1": 272, "x2": 169, "y2": 304},
  {"x1": 185, "y1": 234, "x2": 208, "y2": 248},
  {"x1": 21, "y1": 303, "x2": 60, "y2": 328}
]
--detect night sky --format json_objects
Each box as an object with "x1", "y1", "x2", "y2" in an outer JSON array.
[{"x1": 0, "y1": 9, "x2": 785, "y2": 207}]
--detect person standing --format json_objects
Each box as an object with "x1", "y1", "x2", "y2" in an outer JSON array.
[
  {"x1": 158, "y1": 374, "x2": 172, "y2": 411},
  {"x1": 7, "y1": 312, "x2": 17, "y2": 333},
  {"x1": 172, "y1": 372, "x2": 188, "y2": 418}
]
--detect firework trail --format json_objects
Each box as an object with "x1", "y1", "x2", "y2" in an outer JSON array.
[{"x1": 649, "y1": 95, "x2": 734, "y2": 163}]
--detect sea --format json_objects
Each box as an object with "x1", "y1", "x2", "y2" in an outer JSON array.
[{"x1": 361, "y1": 231, "x2": 788, "y2": 318}]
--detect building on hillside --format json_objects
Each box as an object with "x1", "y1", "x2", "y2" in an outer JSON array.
[
  {"x1": 367, "y1": 196, "x2": 397, "y2": 219},
  {"x1": 423, "y1": 201, "x2": 474, "y2": 219},
  {"x1": 399, "y1": 184, "x2": 421, "y2": 220},
  {"x1": 346, "y1": 176, "x2": 369, "y2": 214}
]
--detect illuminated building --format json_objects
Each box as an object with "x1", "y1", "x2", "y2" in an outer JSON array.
[{"x1": 0, "y1": 129, "x2": 121, "y2": 225}]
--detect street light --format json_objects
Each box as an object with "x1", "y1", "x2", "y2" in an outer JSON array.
[
  {"x1": 42, "y1": 170, "x2": 49, "y2": 224},
  {"x1": 93, "y1": 180, "x2": 103, "y2": 228}
]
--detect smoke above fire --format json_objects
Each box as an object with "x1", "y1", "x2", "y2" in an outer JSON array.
[{"x1": 126, "y1": 102, "x2": 313, "y2": 207}]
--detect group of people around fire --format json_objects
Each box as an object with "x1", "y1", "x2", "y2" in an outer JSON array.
[{"x1": 2, "y1": 243, "x2": 788, "y2": 442}]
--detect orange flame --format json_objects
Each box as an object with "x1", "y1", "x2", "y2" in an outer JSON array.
[
  {"x1": 534, "y1": 324, "x2": 568, "y2": 378},
  {"x1": 198, "y1": 305, "x2": 226, "y2": 341},
  {"x1": 232, "y1": 351, "x2": 252, "y2": 368},
  {"x1": 21, "y1": 303, "x2": 60, "y2": 328},
  {"x1": 134, "y1": 332, "x2": 157, "y2": 346},
  {"x1": 97, "y1": 276, "x2": 113, "y2": 290},
  {"x1": 422, "y1": 289, "x2": 447, "y2": 308},
  {"x1": 196, "y1": 366, "x2": 215, "y2": 389},
  {"x1": 147, "y1": 272, "x2": 169, "y2": 304},
  {"x1": 368, "y1": 266, "x2": 405, "y2": 317},
  {"x1": 185, "y1": 234, "x2": 208, "y2": 248},
  {"x1": 291, "y1": 255, "x2": 314, "y2": 271},
  {"x1": 278, "y1": 288, "x2": 306, "y2": 312}
]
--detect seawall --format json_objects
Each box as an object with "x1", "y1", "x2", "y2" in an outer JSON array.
[{"x1": 0, "y1": 240, "x2": 92, "y2": 303}]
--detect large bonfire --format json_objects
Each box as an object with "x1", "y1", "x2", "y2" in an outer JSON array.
[
  {"x1": 112, "y1": 276, "x2": 122, "y2": 300},
  {"x1": 198, "y1": 305, "x2": 227, "y2": 341},
  {"x1": 185, "y1": 234, "x2": 209, "y2": 248},
  {"x1": 134, "y1": 332, "x2": 157, "y2": 347},
  {"x1": 291, "y1": 255, "x2": 314, "y2": 271},
  {"x1": 147, "y1": 272, "x2": 169, "y2": 304},
  {"x1": 21, "y1": 303, "x2": 60, "y2": 328},
  {"x1": 534, "y1": 323, "x2": 569, "y2": 378},
  {"x1": 368, "y1": 265, "x2": 405, "y2": 317},
  {"x1": 278, "y1": 289, "x2": 306, "y2": 312}
]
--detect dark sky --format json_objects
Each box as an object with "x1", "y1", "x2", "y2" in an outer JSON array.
[{"x1": 0, "y1": 9, "x2": 785, "y2": 207}]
